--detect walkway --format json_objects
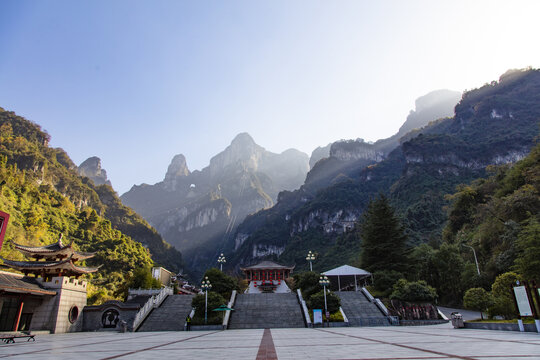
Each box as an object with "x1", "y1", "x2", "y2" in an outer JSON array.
[{"x1": 1, "y1": 324, "x2": 540, "y2": 359}]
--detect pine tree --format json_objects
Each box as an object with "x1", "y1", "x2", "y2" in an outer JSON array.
[{"x1": 360, "y1": 194, "x2": 409, "y2": 273}]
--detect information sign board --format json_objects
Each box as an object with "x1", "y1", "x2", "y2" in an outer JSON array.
[
  {"x1": 313, "y1": 309, "x2": 323, "y2": 324},
  {"x1": 513, "y1": 286, "x2": 533, "y2": 317}
]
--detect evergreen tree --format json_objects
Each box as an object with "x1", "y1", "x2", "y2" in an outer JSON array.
[{"x1": 360, "y1": 194, "x2": 409, "y2": 273}]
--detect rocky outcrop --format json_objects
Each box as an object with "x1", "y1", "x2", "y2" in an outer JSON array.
[
  {"x1": 330, "y1": 140, "x2": 384, "y2": 162},
  {"x1": 163, "y1": 154, "x2": 190, "y2": 191},
  {"x1": 78, "y1": 156, "x2": 111, "y2": 186},
  {"x1": 291, "y1": 209, "x2": 360, "y2": 235}
]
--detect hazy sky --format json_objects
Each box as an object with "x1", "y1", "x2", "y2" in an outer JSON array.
[{"x1": 1, "y1": 1, "x2": 539, "y2": 194}]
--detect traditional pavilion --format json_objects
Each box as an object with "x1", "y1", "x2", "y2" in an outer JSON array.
[
  {"x1": 0, "y1": 235, "x2": 99, "y2": 333},
  {"x1": 322, "y1": 265, "x2": 372, "y2": 291},
  {"x1": 241, "y1": 260, "x2": 294, "y2": 293}
]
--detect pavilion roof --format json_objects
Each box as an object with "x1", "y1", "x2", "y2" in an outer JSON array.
[
  {"x1": 241, "y1": 260, "x2": 294, "y2": 271},
  {"x1": 13, "y1": 235, "x2": 95, "y2": 261},
  {"x1": 0, "y1": 256, "x2": 101, "y2": 277},
  {"x1": 0, "y1": 270, "x2": 57, "y2": 296},
  {"x1": 322, "y1": 265, "x2": 371, "y2": 277}
]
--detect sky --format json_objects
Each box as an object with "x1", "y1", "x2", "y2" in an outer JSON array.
[{"x1": 1, "y1": 0, "x2": 539, "y2": 194}]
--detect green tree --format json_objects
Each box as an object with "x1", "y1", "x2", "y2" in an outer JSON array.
[
  {"x1": 463, "y1": 287, "x2": 492, "y2": 320},
  {"x1": 293, "y1": 271, "x2": 320, "y2": 299},
  {"x1": 191, "y1": 292, "x2": 227, "y2": 325},
  {"x1": 390, "y1": 279, "x2": 437, "y2": 302},
  {"x1": 514, "y1": 217, "x2": 540, "y2": 282},
  {"x1": 372, "y1": 270, "x2": 404, "y2": 297},
  {"x1": 126, "y1": 267, "x2": 162, "y2": 290},
  {"x1": 489, "y1": 272, "x2": 520, "y2": 319},
  {"x1": 202, "y1": 268, "x2": 238, "y2": 298},
  {"x1": 432, "y1": 243, "x2": 465, "y2": 305},
  {"x1": 360, "y1": 195, "x2": 409, "y2": 273},
  {"x1": 307, "y1": 289, "x2": 341, "y2": 315}
]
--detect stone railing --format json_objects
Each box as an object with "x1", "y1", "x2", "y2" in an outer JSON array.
[
  {"x1": 297, "y1": 289, "x2": 312, "y2": 328},
  {"x1": 339, "y1": 306, "x2": 349, "y2": 325},
  {"x1": 222, "y1": 290, "x2": 237, "y2": 329},
  {"x1": 132, "y1": 287, "x2": 173, "y2": 331}
]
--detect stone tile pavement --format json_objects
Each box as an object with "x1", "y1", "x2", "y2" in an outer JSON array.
[{"x1": 1, "y1": 323, "x2": 540, "y2": 359}]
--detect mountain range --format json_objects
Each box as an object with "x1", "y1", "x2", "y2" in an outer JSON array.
[
  {"x1": 121, "y1": 133, "x2": 310, "y2": 277},
  {"x1": 228, "y1": 68, "x2": 540, "y2": 273}
]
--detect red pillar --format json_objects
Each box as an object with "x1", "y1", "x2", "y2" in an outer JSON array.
[{"x1": 13, "y1": 298, "x2": 24, "y2": 331}]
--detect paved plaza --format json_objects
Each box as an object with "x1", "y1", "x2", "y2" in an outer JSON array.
[{"x1": 1, "y1": 324, "x2": 540, "y2": 359}]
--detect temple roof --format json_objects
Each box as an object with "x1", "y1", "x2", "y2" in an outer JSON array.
[
  {"x1": 241, "y1": 260, "x2": 294, "y2": 271},
  {"x1": 0, "y1": 270, "x2": 56, "y2": 296},
  {"x1": 0, "y1": 256, "x2": 101, "y2": 277},
  {"x1": 12, "y1": 235, "x2": 95, "y2": 261}
]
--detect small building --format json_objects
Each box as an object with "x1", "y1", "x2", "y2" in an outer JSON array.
[
  {"x1": 0, "y1": 236, "x2": 99, "y2": 333},
  {"x1": 241, "y1": 260, "x2": 294, "y2": 294},
  {"x1": 151, "y1": 267, "x2": 174, "y2": 287}
]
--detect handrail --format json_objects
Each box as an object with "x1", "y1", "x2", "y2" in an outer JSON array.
[
  {"x1": 374, "y1": 298, "x2": 389, "y2": 316},
  {"x1": 339, "y1": 306, "x2": 349, "y2": 325},
  {"x1": 361, "y1": 287, "x2": 375, "y2": 302},
  {"x1": 222, "y1": 290, "x2": 237, "y2": 329},
  {"x1": 297, "y1": 289, "x2": 312, "y2": 328},
  {"x1": 132, "y1": 287, "x2": 173, "y2": 331}
]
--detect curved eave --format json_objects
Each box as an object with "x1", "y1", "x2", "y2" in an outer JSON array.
[
  {"x1": 0, "y1": 285, "x2": 57, "y2": 296},
  {"x1": 1, "y1": 257, "x2": 101, "y2": 275}
]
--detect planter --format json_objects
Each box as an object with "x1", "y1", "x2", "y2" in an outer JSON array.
[
  {"x1": 400, "y1": 319, "x2": 449, "y2": 326},
  {"x1": 189, "y1": 325, "x2": 224, "y2": 331},
  {"x1": 464, "y1": 322, "x2": 538, "y2": 332}
]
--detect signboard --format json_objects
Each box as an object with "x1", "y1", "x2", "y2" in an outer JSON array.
[
  {"x1": 0, "y1": 210, "x2": 10, "y2": 251},
  {"x1": 313, "y1": 309, "x2": 323, "y2": 324},
  {"x1": 513, "y1": 286, "x2": 533, "y2": 317}
]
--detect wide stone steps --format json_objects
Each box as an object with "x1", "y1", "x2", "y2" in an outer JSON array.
[
  {"x1": 137, "y1": 294, "x2": 194, "y2": 332},
  {"x1": 228, "y1": 293, "x2": 305, "y2": 329},
  {"x1": 336, "y1": 291, "x2": 389, "y2": 327}
]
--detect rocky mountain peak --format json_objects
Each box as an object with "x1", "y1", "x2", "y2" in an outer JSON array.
[
  {"x1": 78, "y1": 156, "x2": 111, "y2": 186},
  {"x1": 209, "y1": 132, "x2": 264, "y2": 176},
  {"x1": 163, "y1": 154, "x2": 190, "y2": 191}
]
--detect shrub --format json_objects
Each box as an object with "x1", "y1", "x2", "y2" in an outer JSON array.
[
  {"x1": 463, "y1": 287, "x2": 492, "y2": 320},
  {"x1": 307, "y1": 289, "x2": 341, "y2": 314},
  {"x1": 293, "y1": 271, "x2": 320, "y2": 298},
  {"x1": 390, "y1": 279, "x2": 437, "y2": 302},
  {"x1": 191, "y1": 292, "x2": 227, "y2": 325}
]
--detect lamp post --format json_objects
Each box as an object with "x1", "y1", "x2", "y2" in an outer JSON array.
[
  {"x1": 306, "y1": 251, "x2": 316, "y2": 272},
  {"x1": 462, "y1": 244, "x2": 480, "y2": 275},
  {"x1": 217, "y1": 253, "x2": 226, "y2": 271},
  {"x1": 319, "y1": 274, "x2": 330, "y2": 326},
  {"x1": 201, "y1": 276, "x2": 212, "y2": 324}
]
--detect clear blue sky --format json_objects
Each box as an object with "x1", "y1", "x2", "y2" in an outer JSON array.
[{"x1": 1, "y1": 0, "x2": 539, "y2": 194}]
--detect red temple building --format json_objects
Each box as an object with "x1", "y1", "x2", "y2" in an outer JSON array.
[{"x1": 241, "y1": 261, "x2": 294, "y2": 293}]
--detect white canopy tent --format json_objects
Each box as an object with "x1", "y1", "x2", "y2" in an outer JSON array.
[{"x1": 322, "y1": 265, "x2": 372, "y2": 291}]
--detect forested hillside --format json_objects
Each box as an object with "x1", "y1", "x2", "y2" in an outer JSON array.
[
  {"x1": 230, "y1": 68, "x2": 540, "y2": 293},
  {"x1": 0, "y1": 107, "x2": 183, "y2": 303}
]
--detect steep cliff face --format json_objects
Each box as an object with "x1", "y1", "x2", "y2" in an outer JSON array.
[
  {"x1": 121, "y1": 132, "x2": 309, "y2": 278},
  {"x1": 78, "y1": 156, "x2": 112, "y2": 186}
]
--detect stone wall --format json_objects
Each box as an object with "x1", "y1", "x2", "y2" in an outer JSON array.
[{"x1": 83, "y1": 301, "x2": 140, "y2": 332}]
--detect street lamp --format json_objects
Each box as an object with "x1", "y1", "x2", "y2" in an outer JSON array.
[
  {"x1": 319, "y1": 274, "x2": 330, "y2": 326},
  {"x1": 217, "y1": 253, "x2": 226, "y2": 271},
  {"x1": 462, "y1": 244, "x2": 480, "y2": 275},
  {"x1": 201, "y1": 276, "x2": 212, "y2": 324},
  {"x1": 306, "y1": 251, "x2": 316, "y2": 272}
]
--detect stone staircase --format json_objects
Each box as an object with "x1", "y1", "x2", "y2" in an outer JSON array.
[
  {"x1": 228, "y1": 293, "x2": 305, "y2": 329},
  {"x1": 137, "y1": 294, "x2": 194, "y2": 331},
  {"x1": 336, "y1": 291, "x2": 389, "y2": 326}
]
